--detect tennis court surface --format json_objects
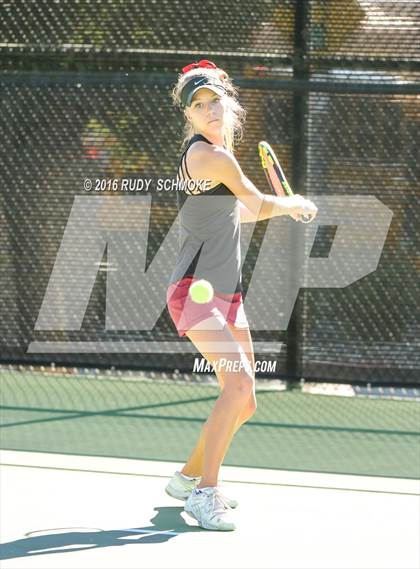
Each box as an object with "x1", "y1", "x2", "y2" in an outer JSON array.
[
  {"x1": 1, "y1": 367, "x2": 419, "y2": 569},
  {"x1": 1, "y1": 451, "x2": 419, "y2": 569}
]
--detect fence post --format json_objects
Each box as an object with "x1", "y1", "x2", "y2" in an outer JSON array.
[{"x1": 287, "y1": 0, "x2": 310, "y2": 383}]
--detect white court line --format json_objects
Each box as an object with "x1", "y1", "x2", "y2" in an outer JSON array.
[
  {"x1": 24, "y1": 527, "x2": 182, "y2": 538},
  {"x1": 121, "y1": 529, "x2": 181, "y2": 536},
  {"x1": 1, "y1": 450, "x2": 418, "y2": 495}
]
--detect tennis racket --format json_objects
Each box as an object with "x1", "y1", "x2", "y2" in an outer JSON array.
[{"x1": 258, "y1": 140, "x2": 313, "y2": 223}]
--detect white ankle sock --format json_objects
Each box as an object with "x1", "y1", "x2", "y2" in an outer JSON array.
[{"x1": 180, "y1": 472, "x2": 201, "y2": 481}]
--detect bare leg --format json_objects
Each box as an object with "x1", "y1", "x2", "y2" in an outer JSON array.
[
  {"x1": 181, "y1": 322, "x2": 256, "y2": 484},
  {"x1": 180, "y1": 403, "x2": 253, "y2": 478},
  {"x1": 195, "y1": 377, "x2": 253, "y2": 487}
]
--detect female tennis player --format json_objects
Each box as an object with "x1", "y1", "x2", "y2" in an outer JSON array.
[{"x1": 165, "y1": 60, "x2": 317, "y2": 531}]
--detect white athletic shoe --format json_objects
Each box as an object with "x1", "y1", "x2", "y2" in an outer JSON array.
[
  {"x1": 165, "y1": 471, "x2": 238, "y2": 509},
  {"x1": 184, "y1": 487, "x2": 236, "y2": 531},
  {"x1": 165, "y1": 471, "x2": 201, "y2": 500}
]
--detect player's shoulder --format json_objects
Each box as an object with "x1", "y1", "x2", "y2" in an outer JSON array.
[{"x1": 188, "y1": 141, "x2": 232, "y2": 166}]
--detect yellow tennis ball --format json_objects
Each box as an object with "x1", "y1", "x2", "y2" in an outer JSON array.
[{"x1": 189, "y1": 279, "x2": 214, "y2": 304}]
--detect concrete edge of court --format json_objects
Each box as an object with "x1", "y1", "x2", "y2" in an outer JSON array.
[{"x1": 1, "y1": 449, "x2": 419, "y2": 495}]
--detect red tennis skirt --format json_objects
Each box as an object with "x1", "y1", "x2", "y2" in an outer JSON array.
[{"x1": 167, "y1": 276, "x2": 249, "y2": 337}]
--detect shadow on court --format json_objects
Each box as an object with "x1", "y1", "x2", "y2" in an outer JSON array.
[{"x1": 0, "y1": 506, "x2": 203, "y2": 560}]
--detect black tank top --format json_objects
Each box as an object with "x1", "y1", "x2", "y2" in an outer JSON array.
[{"x1": 168, "y1": 134, "x2": 242, "y2": 295}]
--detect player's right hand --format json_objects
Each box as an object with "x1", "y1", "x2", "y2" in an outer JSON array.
[{"x1": 287, "y1": 194, "x2": 318, "y2": 223}]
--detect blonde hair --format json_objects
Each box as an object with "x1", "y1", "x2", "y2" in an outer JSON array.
[{"x1": 171, "y1": 66, "x2": 246, "y2": 152}]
